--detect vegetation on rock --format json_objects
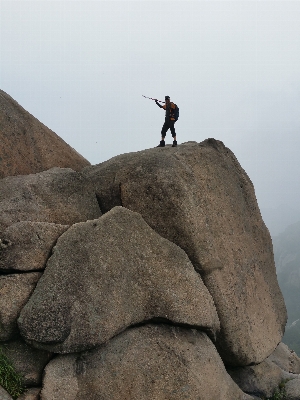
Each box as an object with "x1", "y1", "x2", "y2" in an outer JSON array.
[{"x1": 0, "y1": 346, "x2": 24, "y2": 399}]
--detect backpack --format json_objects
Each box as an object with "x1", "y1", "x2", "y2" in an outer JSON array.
[{"x1": 173, "y1": 104, "x2": 179, "y2": 121}]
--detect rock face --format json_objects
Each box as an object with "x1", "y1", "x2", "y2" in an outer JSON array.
[
  {"x1": 228, "y1": 359, "x2": 288, "y2": 398},
  {"x1": 40, "y1": 324, "x2": 252, "y2": 400},
  {"x1": 0, "y1": 132, "x2": 290, "y2": 399},
  {"x1": 267, "y1": 342, "x2": 300, "y2": 374},
  {"x1": 285, "y1": 378, "x2": 300, "y2": 400},
  {"x1": 0, "y1": 222, "x2": 69, "y2": 272},
  {"x1": 0, "y1": 90, "x2": 90, "y2": 179},
  {"x1": 18, "y1": 207, "x2": 219, "y2": 353},
  {"x1": 0, "y1": 273, "x2": 41, "y2": 341},
  {"x1": 83, "y1": 139, "x2": 287, "y2": 366},
  {"x1": 0, "y1": 167, "x2": 101, "y2": 236}
]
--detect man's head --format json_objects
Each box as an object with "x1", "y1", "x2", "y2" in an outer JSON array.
[{"x1": 165, "y1": 95, "x2": 170, "y2": 104}]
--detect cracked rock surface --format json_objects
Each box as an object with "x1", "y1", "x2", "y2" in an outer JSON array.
[
  {"x1": 40, "y1": 324, "x2": 252, "y2": 400},
  {"x1": 18, "y1": 207, "x2": 219, "y2": 353},
  {"x1": 83, "y1": 139, "x2": 287, "y2": 366}
]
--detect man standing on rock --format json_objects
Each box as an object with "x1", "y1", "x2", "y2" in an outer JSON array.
[{"x1": 155, "y1": 96, "x2": 178, "y2": 147}]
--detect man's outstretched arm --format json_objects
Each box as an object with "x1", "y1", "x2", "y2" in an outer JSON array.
[{"x1": 155, "y1": 100, "x2": 164, "y2": 108}]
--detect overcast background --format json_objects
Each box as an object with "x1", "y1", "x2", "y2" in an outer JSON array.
[{"x1": 1, "y1": 1, "x2": 300, "y2": 236}]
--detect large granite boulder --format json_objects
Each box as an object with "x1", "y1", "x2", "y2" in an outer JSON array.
[
  {"x1": 0, "y1": 222, "x2": 69, "y2": 272},
  {"x1": 0, "y1": 167, "x2": 101, "y2": 236},
  {"x1": 0, "y1": 273, "x2": 41, "y2": 341},
  {"x1": 83, "y1": 139, "x2": 287, "y2": 366},
  {"x1": 0, "y1": 89, "x2": 90, "y2": 179},
  {"x1": 40, "y1": 324, "x2": 252, "y2": 400},
  {"x1": 18, "y1": 207, "x2": 219, "y2": 353}
]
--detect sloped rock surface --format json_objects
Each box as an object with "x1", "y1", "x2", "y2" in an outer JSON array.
[
  {"x1": 227, "y1": 359, "x2": 287, "y2": 398},
  {"x1": 267, "y1": 342, "x2": 300, "y2": 374},
  {"x1": 0, "y1": 90, "x2": 90, "y2": 179},
  {"x1": 0, "y1": 273, "x2": 41, "y2": 341},
  {"x1": 83, "y1": 139, "x2": 287, "y2": 366},
  {"x1": 40, "y1": 324, "x2": 252, "y2": 400},
  {"x1": 0, "y1": 167, "x2": 101, "y2": 236},
  {"x1": 18, "y1": 207, "x2": 219, "y2": 353},
  {"x1": 0, "y1": 338, "x2": 52, "y2": 386},
  {"x1": 0, "y1": 222, "x2": 69, "y2": 272}
]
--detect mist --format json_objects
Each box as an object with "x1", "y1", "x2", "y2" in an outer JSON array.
[{"x1": 1, "y1": 1, "x2": 300, "y2": 233}]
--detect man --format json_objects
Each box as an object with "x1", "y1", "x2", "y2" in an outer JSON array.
[{"x1": 155, "y1": 96, "x2": 177, "y2": 147}]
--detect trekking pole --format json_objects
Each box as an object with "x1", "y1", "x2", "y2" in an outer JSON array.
[{"x1": 142, "y1": 95, "x2": 165, "y2": 103}]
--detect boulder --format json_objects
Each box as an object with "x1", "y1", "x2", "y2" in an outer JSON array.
[
  {"x1": 0, "y1": 273, "x2": 41, "y2": 341},
  {"x1": 285, "y1": 378, "x2": 300, "y2": 400},
  {"x1": 227, "y1": 359, "x2": 294, "y2": 398},
  {"x1": 40, "y1": 324, "x2": 252, "y2": 400},
  {"x1": 0, "y1": 385, "x2": 13, "y2": 400},
  {"x1": 0, "y1": 89, "x2": 90, "y2": 179},
  {"x1": 18, "y1": 206, "x2": 219, "y2": 353},
  {"x1": 267, "y1": 342, "x2": 300, "y2": 374},
  {"x1": 0, "y1": 338, "x2": 52, "y2": 386},
  {"x1": 83, "y1": 139, "x2": 287, "y2": 366},
  {"x1": 0, "y1": 167, "x2": 101, "y2": 236},
  {"x1": 0, "y1": 222, "x2": 69, "y2": 272}
]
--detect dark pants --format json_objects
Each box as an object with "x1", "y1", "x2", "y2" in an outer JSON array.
[{"x1": 161, "y1": 120, "x2": 176, "y2": 138}]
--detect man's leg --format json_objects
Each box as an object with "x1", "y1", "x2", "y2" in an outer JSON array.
[
  {"x1": 157, "y1": 122, "x2": 168, "y2": 147},
  {"x1": 170, "y1": 122, "x2": 177, "y2": 147}
]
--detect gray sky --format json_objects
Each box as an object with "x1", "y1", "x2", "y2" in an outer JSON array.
[{"x1": 1, "y1": 1, "x2": 300, "y2": 229}]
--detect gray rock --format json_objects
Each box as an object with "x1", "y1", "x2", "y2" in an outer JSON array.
[
  {"x1": 0, "y1": 89, "x2": 90, "y2": 180},
  {"x1": 40, "y1": 324, "x2": 251, "y2": 400},
  {"x1": 17, "y1": 388, "x2": 41, "y2": 400},
  {"x1": 267, "y1": 342, "x2": 300, "y2": 374},
  {"x1": 0, "y1": 273, "x2": 41, "y2": 341},
  {"x1": 0, "y1": 167, "x2": 101, "y2": 237},
  {"x1": 285, "y1": 378, "x2": 300, "y2": 400},
  {"x1": 0, "y1": 222, "x2": 69, "y2": 272},
  {"x1": 1, "y1": 338, "x2": 52, "y2": 386},
  {"x1": 18, "y1": 206, "x2": 219, "y2": 353},
  {"x1": 83, "y1": 139, "x2": 287, "y2": 366},
  {"x1": 0, "y1": 385, "x2": 13, "y2": 400},
  {"x1": 227, "y1": 359, "x2": 286, "y2": 398}
]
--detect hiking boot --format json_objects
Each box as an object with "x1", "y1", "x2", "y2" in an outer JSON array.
[
  {"x1": 172, "y1": 140, "x2": 177, "y2": 147},
  {"x1": 157, "y1": 140, "x2": 165, "y2": 147}
]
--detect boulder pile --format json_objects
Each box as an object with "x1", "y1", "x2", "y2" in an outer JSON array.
[{"x1": 0, "y1": 97, "x2": 299, "y2": 399}]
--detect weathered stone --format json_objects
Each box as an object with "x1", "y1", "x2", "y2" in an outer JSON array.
[
  {"x1": 0, "y1": 273, "x2": 41, "y2": 341},
  {"x1": 267, "y1": 342, "x2": 300, "y2": 374},
  {"x1": 17, "y1": 388, "x2": 41, "y2": 400},
  {"x1": 0, "y1": 167, "x2": 101, "y2": 236},
  {"x1": 227, "y1": 359, "x2": 288, "y2": 398},
  {"x1": 285, "y1": 378, "x2": 300, "y2": 400},
  {"x1": 0, "y1": 89, "x2": 90, "y2": 179},
  {"x1": 18, "y1": 206, "x2": 219, "y2": 353},
  {"x1": 0, "y1": 338, "x2": 52, "y2": 386},
  {"x1": 0, "y1": 222, "x2": 69, "y2": 272},
  {"x1": 40, "y1": 324, "x2": 252, "y2": 400},
  {"x1": 0, "y1": 385, "x2": 13, "y2": 400},
  {"x1": 83, "y1": 139, "x2": 287, "y2": 366}
]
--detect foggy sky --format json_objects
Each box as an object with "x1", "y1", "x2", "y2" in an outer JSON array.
[{"x1": 1, "y1": 1, "x2": 300, "y2": 232}]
